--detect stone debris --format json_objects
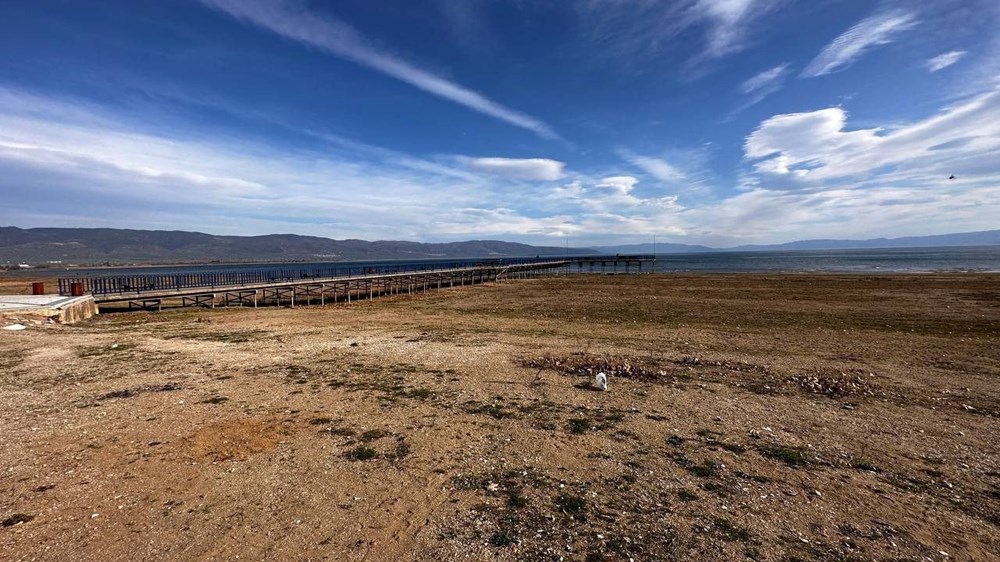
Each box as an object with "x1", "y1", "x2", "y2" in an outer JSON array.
[
  {"x1": 594, "y1": 372, "x2": 608, "y2": 391},
  {"x1": 787, "y1": 371, "x2": 879, "y2": 397},
  {"x1": 521, "y1": 353, "x2": 666, "y2": 382}
]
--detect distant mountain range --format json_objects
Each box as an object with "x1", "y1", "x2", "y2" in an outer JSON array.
[
  {"x1": 2, "y1": 227, "x2": 998, "y2": 266},
  {"x1": 0, "y1": 227, "x2": 594, "y2": 265},
  {"x1": 595, "y1": 229, "x2": 1000, "y2": 254}
]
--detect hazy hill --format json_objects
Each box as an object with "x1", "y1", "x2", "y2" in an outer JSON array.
[
  {"x1": 5, "y1": 227, "x2": 997, "y2": 266},
  {"x1": 729, "y1": 230, "x2": 1000, "y2": 251},
  {"x1": 595, "y1": 230, "x2": 1000, "y2": 254},
  {"x1": 0, "y1": 227, "x2": 594, "y2": 265}
]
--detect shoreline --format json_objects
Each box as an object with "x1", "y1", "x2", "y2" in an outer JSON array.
[{"x1": 2, "y1": 270, "x2": 1000, "y2": 297}]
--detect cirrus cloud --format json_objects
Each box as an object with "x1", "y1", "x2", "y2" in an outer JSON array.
[
  {"x1": 802, "y1": 9, "x2": 919, "y2": 77},
  {"x1": 619, "y1": 152, "x2": 686, "y2": 183},
  {"x1": 927, "y1": 50, "x2": 967, "y2": 72},
  {"x1": 200, "y1": 0, "x2": 558, "y2": 139},
  {"x1": 578, "y1": 0, "x2": 784, "y2": 69},
  {"x1": 741, "y1": 62, "x2": 789, "y2": 95},
  {"x1": 467, "y1": 157, "x2": 565, "y2": 181}
]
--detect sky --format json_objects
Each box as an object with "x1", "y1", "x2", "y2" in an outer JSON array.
[{"x1": 1, "y1": 0, "x2": 998, "y2": 247}]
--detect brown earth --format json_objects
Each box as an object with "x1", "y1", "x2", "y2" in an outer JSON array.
[
  {"x1": 0, "y1": 274, "x2": 59, "y2": 295},
  {"x1": 1, "y1": 274, "x2": 998, "y2": 561}
]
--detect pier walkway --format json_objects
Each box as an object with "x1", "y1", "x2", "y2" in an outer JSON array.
[{"x1": 56, "y1": 255, "x2": 654, "y2": 311}]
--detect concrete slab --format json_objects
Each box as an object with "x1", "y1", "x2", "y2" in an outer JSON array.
[
  {"x1": 0, "y1": 295, "x2": 98, "y2": 324},
  {"x1": 0, "y1": 295, "x2": 88, "y2": 310}
]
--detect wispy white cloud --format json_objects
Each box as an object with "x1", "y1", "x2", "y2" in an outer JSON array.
[
  {"x1": 3, "y1": 76, "x2": 998, "y2": 247},
  {"x1": 619, "y1": 152, "x2": 686, "y2": 182},
  {"x1": 199, "y1": 0, "x2": 558, "y2": 139},
  {"x1": 431, "y1": 207, "x2": 583, "y2": 239},
  {"x1": 0, "y1": 86, "x2": 501, "y2": 239},
  {"x1": 595, "y1": 176, "x2": 640, "y2": 195},
  {"x1": 741, "y1": 62, "x2": 789, "y2": 95},
  {"x1": 744, "y1": 86, "x2": 1000, "y2": 187},
  {"x1": 0, "y1": 85, "x2": 689, "y2": 244},
  {"x1": 802, "y1": 9, "x2": 919, "y2": 77},
  {"x1": 134, "y1": 85, "x2": 482, "y2": 183},
  {"x1": 695, "y1": 0, "x2": 783, "y2": 59},
  {"x1": 927, "y1": 50, "x2": 967, "y2": 72},
  {"x1": 467, "y1": 157, "x2": 565, "y2": 181},
  {"x1": 678, "y1": 182, "x2": 1000, "y2": 246},
  {"x1": 705, "y1": 86, "x2": 1000, "y2": 245},
  {"x1": 544, "y1": 175, "x2": 687, "y2": 238},
  {"x1": 579, "y1": 0, "x2": 782, "y2": 69},
  {"x1": 731, "y1": 62, "x2": 791, "y2": 112}
]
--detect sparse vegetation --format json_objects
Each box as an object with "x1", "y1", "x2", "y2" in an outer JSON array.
[
  {"x1": 2, "y1": 513, "x2": 34, "y2": 527},
  {"x1": 716, "y1": 441, "x2": 746, "y2": 454},
  {"x1": 390, "y1": 438, "x2": 411, "y2": 460},
  {"x1": 98, "y1": 388, "x2": 135, "y2": 400},
  {"x1": 164, "y1": 330, "x2": 268, "y2": 343},
  {"x1": 488, "y1": 528, "x2": 516, "y2": 547},
  {"x1": 406, "y1": 387, "x2": 434, "y2": 399},
  {"x1": 555, "y1": 494, "x2": 587, "y2": 520},
  {"x1": 567, "y1": 418, "x2": 590, "y2": 434},
  {"x1": 678, "y1": 489, "x2": 699, "y2": 502},
  {"x1": 77, "y1": 343, "x2": 137, "y2": 358},
  {"x1": 852, "y1": 460, "x2": 879, "y2": 472},
  {"x1": 565, "y1": 410, "x2": 626, "y2": 435},
  {"x1": 464, "y1": 402, "x2": 515, "y2": 420},
  {"x1": 345, "y1": 446, "x2": 377, "y2": 461},
  {"x1": 0, "y1": 349, "x2": 25, "y2": 370},
  {"x1": 712, "y1": 517, "x2": 753, "y2": 542},
  {"x1": 506, "y1": 488, "x2": 528, "y2": 509},
  {"x1": 98, "y1": 382, "x2": 180, "y2": 401},
  {"x1": 686, "y1": 461, "x2": 719, "y2": 478},
  {"x1": 359, "y1": 429, "x2": 388, "y2": 442},
  {"x1": 449, "y1": 474, "x2": 485, "y2": 491},
  {"x1": 759, "y1": 446, "x2": 809, "y2": 467}
]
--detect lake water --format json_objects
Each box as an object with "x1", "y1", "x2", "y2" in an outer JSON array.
[
  {"x1": 8, "y1": 246, "x2": 1000, "y2": 278},
  {"x1": 647, "y1": 246, "x2": 1000, "y2": 273}
]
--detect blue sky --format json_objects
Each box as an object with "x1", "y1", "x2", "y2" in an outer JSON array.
[{"x1": 1, "y1": 0, "x2": 998, "y2": 246}]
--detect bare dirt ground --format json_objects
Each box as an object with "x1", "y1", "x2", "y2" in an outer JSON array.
[
  {"x1": 1, "y1": 274, "x2": 998, "y2": 561},
  {"x1": 0, "y1": 274, "x2": 58, "y2": 295}
]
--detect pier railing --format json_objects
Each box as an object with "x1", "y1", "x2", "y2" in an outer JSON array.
[{"x1": 57, "y1": 256, "x2": 607, "y2": 296}]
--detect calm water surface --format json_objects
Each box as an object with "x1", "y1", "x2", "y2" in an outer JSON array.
[
  {"x1": 9, "y1": 246, "x2": 1000, "y2": 278},
  {"x1": 648, "y1": 246, "x2": 1000, "y2": 273}
]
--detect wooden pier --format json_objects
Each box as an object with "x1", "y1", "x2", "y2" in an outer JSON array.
[{"x1": 57, "y1": 255, "x2": 655, "y2": 310}]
